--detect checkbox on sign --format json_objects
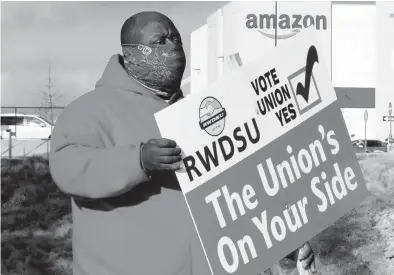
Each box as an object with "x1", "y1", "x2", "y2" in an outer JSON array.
[{"x1": 288, "y1": 67, "x2": 322, "y2": 116}]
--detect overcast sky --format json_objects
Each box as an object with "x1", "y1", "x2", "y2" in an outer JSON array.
[{"x1": 1, "y1": 1, "x2": 227, "y2": 106}]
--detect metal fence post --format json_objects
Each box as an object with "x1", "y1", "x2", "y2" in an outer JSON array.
[
  {"x1": 14, "y1": 107, "x2": 17, "y2": 138},
  {"x1": 47, "y1": 139, "x2": 50, "y2": 159},
  {"x1": 8, "y1": 130, "x2": 12, "y2": 159}
]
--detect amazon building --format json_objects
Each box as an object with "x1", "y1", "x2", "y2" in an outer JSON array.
[{"x1": 188, "y1": 1, "x2": 394, "y2": 142}]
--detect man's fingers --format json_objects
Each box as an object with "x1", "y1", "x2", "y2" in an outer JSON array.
[
  {"x1": 159, "y1": 162, "x2": 183, "y2": 171},
  {"x1": 152, "y1": 138, "x2": 177, "y2": 148},
  {"x1": 301, "y1": 253, "x2": 314, "y2": 270},
  {"x1": 310, "y1": 260, "x2": 317, "y2": 273},
  {"x1": 298, "y1": 243, "x2": 311, "y2": 261},
  {"x1": 158, "y1": 155, "x2": 182, "y2": 164},
  {"x1": 159, "y1": 147, "x2": 182, "y2": 156}
]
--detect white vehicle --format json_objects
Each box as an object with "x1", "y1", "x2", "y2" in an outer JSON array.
[{"x1": 1, "y1": 113, "x2": 53, "y2": 139}]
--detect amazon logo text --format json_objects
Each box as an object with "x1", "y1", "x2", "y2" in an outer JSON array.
[{"x1": 246, "y1": 14, "x2": 328, "y2": 39}]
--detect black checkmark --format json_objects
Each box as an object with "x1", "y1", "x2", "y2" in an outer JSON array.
[{"x1": 296, "y1": 45, "x2": 319, "y2": 103}]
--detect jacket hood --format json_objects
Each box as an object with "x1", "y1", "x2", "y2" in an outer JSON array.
[{"x1": 95, "y1": 54, "x2": 183, "y2": 103}]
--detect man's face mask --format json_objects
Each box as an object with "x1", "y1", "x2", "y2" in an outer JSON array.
[{"x1": 121, "y1": 42, "x2": 186, "y2": 98}]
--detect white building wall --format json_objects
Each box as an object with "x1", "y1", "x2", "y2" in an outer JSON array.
[
  {"x1": 376, "y1": 2, "x2": 394, "y2": 141},
  {"x1": 332, "y1": 3, "x2": 377, "y2": 140},
  {"x1": 207, "y1": 10, "x2": 224, "y2": 86},
  {"x1": 222, "y1": 1, "x2": 276, "y2": 70},
  {"x1": 332, "y1": 4, "x2": 376, "y2": 87},
  {"x1": 190, "y1": 25, "x2": 208, "y2": 94}
]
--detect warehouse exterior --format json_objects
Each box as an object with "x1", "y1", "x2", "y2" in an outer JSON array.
[{"x1": 188, "y1": 1, "x2": 394, "y2": 142}]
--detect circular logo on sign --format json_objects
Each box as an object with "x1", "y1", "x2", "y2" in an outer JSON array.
[{"x1": 199, "y1": 96, "x2": 227, "y2": 136}]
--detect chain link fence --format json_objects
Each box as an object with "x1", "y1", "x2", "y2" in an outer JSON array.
[{"x1": 1, "y1": 106, "x2": 65, "y2": 159}]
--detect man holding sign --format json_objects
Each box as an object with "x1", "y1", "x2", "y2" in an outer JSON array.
[{"x1": 50, "y1": 11, "x2": 315, "y2": 275}]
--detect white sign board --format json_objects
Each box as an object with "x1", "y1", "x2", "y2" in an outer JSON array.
[{"x1": 155, "y1": 29, "x2": 367, "y2": 275}]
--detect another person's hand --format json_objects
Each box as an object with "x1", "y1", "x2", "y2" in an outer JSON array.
[
  {"x1": 295, "y1": 242, "x2": 317, "y2": 273},
  {"x1": 141, "y1": 138, "x2": 183, "y2": 173}
]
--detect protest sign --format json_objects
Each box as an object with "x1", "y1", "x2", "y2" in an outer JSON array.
[{"x1": 155, "y1": 29, "x2": 368, "y2": 275}]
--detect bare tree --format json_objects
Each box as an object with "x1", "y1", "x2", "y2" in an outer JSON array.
[{"x1": 41, "y1": 61, "x2": 62, "y2": 126}]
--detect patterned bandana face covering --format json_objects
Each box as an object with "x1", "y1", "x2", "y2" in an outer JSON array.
[{"x1": 121, "y1": 43, "x2": 186, "y2": 98}]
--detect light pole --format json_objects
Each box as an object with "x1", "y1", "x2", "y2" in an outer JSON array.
[
  {"x1": 364, "y1": 109, "x2": 368, "y2": 153},
  {"x1": 389, "y1": 102, "x2": 392, "y2": 151}
]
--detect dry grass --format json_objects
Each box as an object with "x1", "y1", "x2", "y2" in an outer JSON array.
[
  {"x1": 1, "y1": 156, "x2": 72, "y2": 275},
  {"x1": 1, "y1": 153, "x2": 393, "y2": 275},
  {"x1": 278, "y1": 152, "x2": 394, "y2": 275}
]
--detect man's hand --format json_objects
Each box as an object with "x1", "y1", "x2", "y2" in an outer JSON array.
[
  {"x1": 141, "y1": 138, "x2": 183, "y2": 173},
  {"x1": 294, "y1": 242, "x2": 317, "y2": 273}
]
